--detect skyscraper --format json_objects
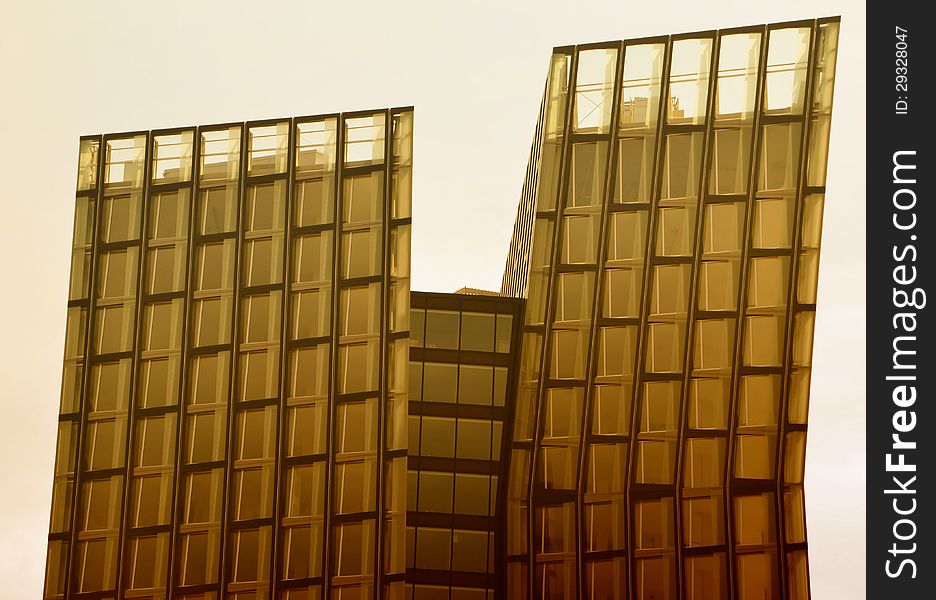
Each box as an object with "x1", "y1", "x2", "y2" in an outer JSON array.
[
  {"x1": 45, "y1": 17, "x2": 839, "y2": 600},
  {"x1": 44, "y1": 108, "x2": 414, "y2": 600},
  {"x1": 501, "y1": 17, "x2": 838, "y2": 600}
]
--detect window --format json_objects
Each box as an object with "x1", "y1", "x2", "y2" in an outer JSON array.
[
  {"x1": 743, "y1": 315, "x2": 784, "y2": 367},
  {"x1": 333, "y1": 521, "x2": 376, "y2": 576},
  {"x1": 752, "y1": 198, "x2": 794, "y2": 249},
  {"x1": 734, "y1": 493, "x2": 775, "y2": 545},
  {"x1": 655, "y1": 206, "x2": 696, "y2": 256},
  {"x1": 289, "y1": 345, "x2": 329, "y2": 399},
  {"x1": 683, "y1": 496, "x2": 724, "y2": 547},
  {"x1": 758, "y1": 123, "x2": 802, "y2": 191},
  {"x1": 101, "y1": 194, "x2": 140, "y2": 242},
  {"x1": 614, "y1": 137, "x2": 654, "y2": 203},
  {"x1": 124, "y1": 534, "x2": 167, "y2": 590},
  {"x1": 574, "y1": 49, "x2": 617, "y2": 133},
  {"x1": 646, "y1": 322, "x2": 685, "y2": 373},
  {"x1": 143, "y1": 300, "x2": 182, "y2": 351},
  {"x1": 284, "y1": 463, "x2": 326, "y2": 519},
  {"x1": 555, "y1": 271, "x2": 594, "y2": 322},
  {"x1": 460, "y1": 312, "x2": 495, "y2": 352},
  {"x1": 286, "y1": 403, "x2": 328, "y2": 457},
  {"x1": 454, "y1": 473, "x2": 492, "y2": 516},
  {"x1": 136, "y1": 415, "x2": 175, "y2": 467},
  {"x1": 293, "y1": 232, "x2": 332, "y2": 284},
  {"x1": 661, "y1": 132, "x2": 704, "y2": 200},
  {"x1": 748, "y1": 256, "x2": 790, "y2": 309},
  {"x1": 192, "y1": 297, "x2": 232, "y2": 347},
  {"x1": 420, "y1": 417, "x2": 456, "y2": 458},
  {"x1": 341, "y1": 228, "x2": 382, "y2": 279},
  {"x1": 456, "y1": 419, "x2": 493, "y2": 461},
  {"x1": 708, "y1": 128, "x2": 752, "y2": 194},
  {"x1": 765, "y1": 27, "x2": 811, "y2": 114},
  {"x1": 457, "y1": 364, "x2": 491, "y2": 406},
  {"x1": 735, "y1": 435, "x2": 776, "y2": 480},
  {"x1": 560, "y1": 213, "x2": 600, "y2": 264},
  {"x1": 418, "y1": 471, "x2": 454, "y2": 514},
  {"x1": 248, "y1": 124, "x2": 288, "y2": 175},
  {"x1": 689, "y1": 378, "x2": 729, "y2": 430},
  {"x1": 146, "y1": 245, "x2": 183, "y2": 297},
  {"x1": 703, "y1": 202, "x2": 745, "y2": 255},
  {"x1": 567, "y1": 142, "x2": 608, "y2": 207},
  {"x1": 198, "y1": 186, "x2": 236, "y2": 234},
  {"x1": 291, "y1": 288, "x2": 330, "y2": 340},
  {"x1": 241, "y1": 237, "x2": 280, "y2": 287},
  {"x1": 693, "y1": 319, "x2": 735, "y2": 371},
  {"x1": 716, "y1": 32, "x2": 760, "y2": 120},
  {"x1": 336, "y1": 400, "x2": 378, "y2": 454},
  {"x1": 240, "y1": 349, "x2": 279, "y2": 401},
  {"x1": 640, "y1": 381, "x2": 680, "y2": 433},
  {"x1": 343, "y1": 172, "x2": 383, "y2": 224},
  {"x1": 551, "y1": 327, "x2": 588, "y2": 379},
  {"x1": 98, "y1": 248, "x2": 137, "y2": 299},
  {"x1": 236, "y1": 408, "x2": 276, "y2": 460},
  {"x1": 424, "y1": 310, "x2": 459, "y2": 349},
  {"x1": 85, "y1": 418, "x2": 126, "y2": 471},
  {"x1": 591, "y1": 384, "x2": 630, "y2": 436},
  {"x1": 149, "y1": 190, "x2": 186, "y2": 240},
  {"x1": 179, "y1": 530, "x2": 219, "y2": 585},
  {"x1": 739, "y1": 375, "x2": 779, "y2": 427},
  {"x1": 339, "y1": 284, "x2": 381, "y2": 337},
  {"x1": 185, "y1": 411, "x2": 226, "y2": 464},
  {"x1": 451, "y1": 530, "x2": 490, "y2": 573},
  {"x1": 337, "y1": 340, "x2": 379, "y2": 394},
  {"x1": 668, "y1": 38, "x2": 713, "y2": 124},
  {"x1": 230, "y1": 526, "x2": 271, "y2": 584},
  {"x1": 684, "y1": 438, "x2": 725, "y2": 488},
  {"x1": 635, "y1": 497, "x2": 674, "y2": 549}
]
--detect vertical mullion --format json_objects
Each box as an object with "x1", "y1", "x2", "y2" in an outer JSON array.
[
  {"x1": 115, "y1": 131, "x2": 153, "y2": 599},
  {"x1": 673, "y1": 31, "x2": 721, "y2": 600},
  {"x1": 65, "y1": 135, "x2": 105, "y2": 600},
  {"x1": 374, "y1": 108, "x2": 393, "y2": 597},
  {"x1": 270, "y1": 119, "x2": 298, "y2": 596},
  {"x1": 626, "y1": 36, "x2": 673, "y2": 600},
  {"x1": 776, "y1": 21, "x2": 821, "y2": 598},
  {"x1": 723, "y1": 24, "x2": 776, "y2": 600},
  {"x1": 218, "y1": 124, "x2": 249, "y2": 595},
  {"x1": 323, "y1": 114, "x2": 345, "y2": 597},
  {"x1": 527, "y1": 47, "x2": 578, "y2": 599},
  {"x1": 575, "y1": 41, "x2": 626, "y2": 600},
  {"x1": 166, "y1": 128, "x2": 202, "y2": 596}
]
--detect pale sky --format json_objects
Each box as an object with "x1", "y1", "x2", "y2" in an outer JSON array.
[{"x1": 0, "y1": 1, "x2": 865, "y2": 597}]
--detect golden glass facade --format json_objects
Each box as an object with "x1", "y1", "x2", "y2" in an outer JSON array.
[
  {"x1": 501, "y1": 19, "x2": 838, "y2": 600},
  {"x1": 46, "y1": 17, "x2": 840, "y2": 600},
  {"x1": 406, "y1": 292, "x2": 523, "y2": 599},
  {"x1": 45, "y1": 108, "x2": 414, "y2": 600}
]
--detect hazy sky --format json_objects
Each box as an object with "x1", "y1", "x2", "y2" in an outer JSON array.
[{"x1": 0, "y1": 1, "x2": 864, "y2": 597}]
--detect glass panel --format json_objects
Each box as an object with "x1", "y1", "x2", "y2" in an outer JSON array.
[
  {"x1": 573, "y1": 48, "x2": 617, "y2": 133},
  {"x1": 668, "y1": 38, "x2": 713, "y2": 124},
  {"x1": 765, "y1": 27, "x2": 811, "y2": 115},
  {"x1": 716, "y1": 32, "x2": 761, "y2": 121},
  {"x1": 248, "y1": 122, "x2": 288, "y2": 175},
  {"x1": 345, "y1": 114, "x2": 386, "y2": 166},
  {"x1": 152, "y1": 131, "x2": 194, "y2": 183},
  {"x1": 620, "y1": 43, "x2": 665, "y2": 129}
]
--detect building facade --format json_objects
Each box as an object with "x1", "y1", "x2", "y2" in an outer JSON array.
[
  {"x1": 406, "y1": 291, "x2": 523, "y2": 599},
  {"x1": 44, "y1": 108, "x2": 414, "y2": 600},
  {"x1": 46, "y1": 17, "x2": 839, "y2": 600},
  {"x1": 501, "y1": 18, "x2": 838, "y2": 600}
]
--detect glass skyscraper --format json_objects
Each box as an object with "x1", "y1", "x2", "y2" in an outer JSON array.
[
  {"x1": 501, "y1": 17, "x2": 838, "y2": 600},
  {"x1": 45, "y1": 16, "x2": 838, "y2": 600}
]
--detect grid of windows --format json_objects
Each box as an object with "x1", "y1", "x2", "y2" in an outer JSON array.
[
  {"x1": 45, "y1": 109, "x2": 412, "y2": 600},
  {"x1": 501, "y1": 19, "x2": 838, "y2": 600},
  {"x1": 406, "y1": 293, "x2": 522, "y2": 599}
]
